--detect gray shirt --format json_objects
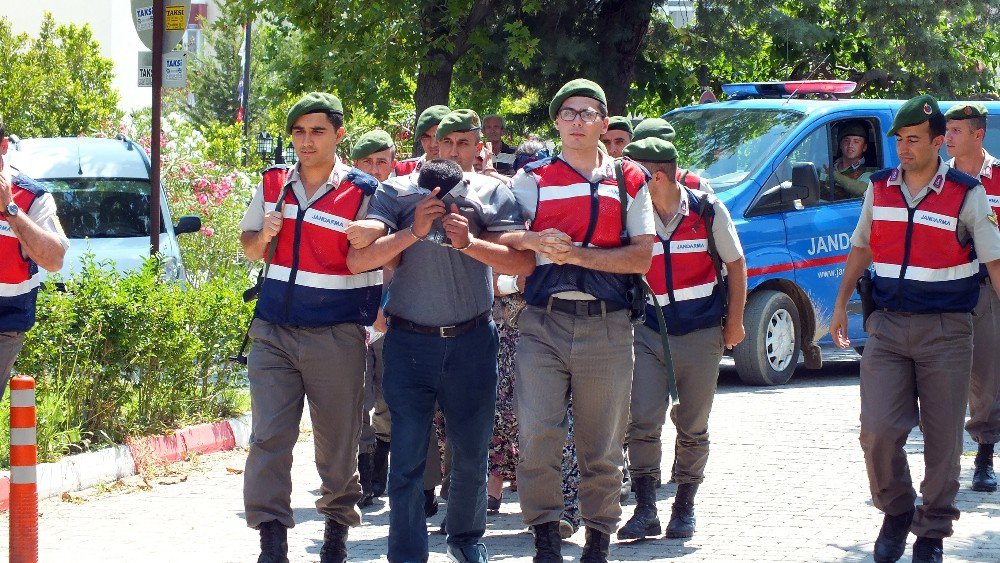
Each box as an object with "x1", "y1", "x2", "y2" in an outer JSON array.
[
  {"x1": 850, "y1": 159, "x2": 1000, "y2": 264},
  {"x1": 367, "y1": 171, "x2": 525, "y2": 326}
]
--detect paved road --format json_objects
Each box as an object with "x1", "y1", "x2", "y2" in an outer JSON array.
[{"x1": 2, "y1": 352, "x2": 998, "y2": 562}]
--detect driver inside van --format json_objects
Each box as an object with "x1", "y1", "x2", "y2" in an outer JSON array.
[{"x1": 831, "y1": 122, "x2": 877, "y2": 196}]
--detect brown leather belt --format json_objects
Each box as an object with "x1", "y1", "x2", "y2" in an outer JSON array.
[{"x1": 387, "y1": 310, "x2": 491, "y2": 338}]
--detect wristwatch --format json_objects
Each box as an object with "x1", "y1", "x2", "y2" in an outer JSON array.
[{"x1": 3, "y1": 202, "x2": 17, "y2": 218}]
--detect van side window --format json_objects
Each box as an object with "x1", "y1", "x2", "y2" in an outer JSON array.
[
  {"x1": 775, "y1": 125, "x2": 830, "y2": 203},
  {"x1": 828, "y1": 119, "x2": 880, "y2": 201}
]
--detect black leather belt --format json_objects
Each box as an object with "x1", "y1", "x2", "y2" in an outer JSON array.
[
  {"x1": 388, "y1": 310, "x2": 491, "y2": 338},
  {"x1": 547, "y1": 296, "x2": 625, "y2": 316}
]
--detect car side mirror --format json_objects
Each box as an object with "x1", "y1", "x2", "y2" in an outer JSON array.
[
  {"x1": 781, "y1": 162, "x2": 820, "y2": 203},
  {"x1": 174, "y1": 214, "x2": 202, "y2": 235}
]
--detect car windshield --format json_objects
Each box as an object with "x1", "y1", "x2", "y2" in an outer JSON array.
[
  {"x1": 663, "y1": 107, "x2": 806, "y2": 191},
  {"x1": 34, "y1": 178, "x2": 153, "y2": 238}
]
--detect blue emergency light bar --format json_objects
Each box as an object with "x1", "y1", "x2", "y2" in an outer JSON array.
[{"x1": 721, "y1": 80, "x2": 857, "y2": 100}]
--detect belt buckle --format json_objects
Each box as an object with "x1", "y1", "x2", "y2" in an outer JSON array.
[
  {"x1": 439, "y1": 324, "x2": 457, "y2": 338},
  {"x1": 575, "y1": 301, "x2": 589, "y2": 316}
]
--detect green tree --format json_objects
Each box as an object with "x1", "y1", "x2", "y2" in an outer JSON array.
[{"x1": 0, "y1": 13, "x2": 121, "y2": 137}]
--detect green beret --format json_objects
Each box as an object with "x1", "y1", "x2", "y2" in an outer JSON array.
[
  {"x1": 286, "y1": 92, "x2": 343, "y2": 133},
  {"x1": 888, "y1": 94, "x2": 941, "y2": 137},
  {"x1": 632, "y1": 118, "x2": 676, "y2": 142},
  {"x1": 623, "y1": 137, "x2": 677, "y2": 163},
  {"x1": 945, "y1": 102, "x2": 988, "y2": 121},
  {"x1": 549, "y1": 79, "x2": 607, "y2": 120},
  {"x1": 414, "y1": 105, "x2": 451, "y2": 139},
  {"x1": 350, "y1": 130, "x2": 394, "y2": 161},
  {"x1": 607, "y1": 116, "x2": 634, "y2": 136},
  {"x1": 838, "y1": 122, "x2": 867, "y2": 141},
  {"x1": 435, "y1": 109, "x2": 481, "y2": 140}
]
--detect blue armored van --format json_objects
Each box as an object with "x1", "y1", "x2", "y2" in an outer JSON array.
[{"x1": 662, "y1": 81, "x2": 1000, "y2": 385}]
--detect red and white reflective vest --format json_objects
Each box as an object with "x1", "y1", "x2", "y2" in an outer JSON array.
[
  {"x1": 522, "y1": 156, "x2": 649, "y2": 306},
  {"x1": 254, "y1": 165, "x2": 382, "y2": 326},
  {"x1": 869, "y1": 166, "x2": 980, "y2": 313},
  {"x1": 392, "y1": 157, "x2": 422, "y2": 178},
  {"x1": 0, "y1": 175, "x2": 44, "y2": 332},
  {"x1": 644, "y1": 189, "x2": 725, "y2": 335}
]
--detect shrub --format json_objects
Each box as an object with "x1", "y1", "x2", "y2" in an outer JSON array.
[{"x1": 1, "y1": 256, "x2": 253, "y2": 466}]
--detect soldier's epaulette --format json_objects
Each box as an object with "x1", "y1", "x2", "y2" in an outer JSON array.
[
  {"x1": 263, "y1": 163, "x2": 291, "y2": 173},
  {"x1": 12, "y1": 173, "x2": 48, "y2": 196},
  {"x1": 522, "y1": 156, "x2": 555, "y2": 173},
  {"x1": 869, "y1": 168, "x2": 896, "y2": 182},
  {"x1": 346, "y1": 168, "x2": 380, "y2": 196},
  {"x1": 945, "y1": 167, "x2": 979, "y2": 190}
]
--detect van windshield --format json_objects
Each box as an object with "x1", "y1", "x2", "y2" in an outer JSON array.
[
  {"x1": 34, "y1": 178, "x2": 154, "y2": 238},
  {"x1": 663, "y1": 107, "x2": 806, "y2": 192}
]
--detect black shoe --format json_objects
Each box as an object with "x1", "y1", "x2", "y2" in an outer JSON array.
[
  {"x1": 911, "y1": 537, "x2": 943, "y2": 563},
  {"x1": 972, "y1": 443, "x2": 997, "y2": 492},
  {"x1": 256, "y1": 520, "x2": 289, "y2": 563},
  {"x1": 487, "y1": 494, "x2": 501, "y2": 514},
  {"x1": 357, "y1": 452, "x2": 375, "y2": 508},
  {"x1": 873, "y1": 508, "x2": 914, "y2": 563},
  {"x1": 580, "y1": 527, "x2": 610, "y2": 563},
  {"x1": 424, "y1": 489, "x2": 439, "y2": 517},
  {"x1": 617, "y1": 475, "x2": 661, "y2": 540},
  {"x1": 664, "y1": 483, "x2": 698, "y2": 538},
  {"x1": 319, "y1": 518, "x2": 349, "y2": 563},
  {"x1": 531, "y1": 521, "x2": 562, "y2": 563},
  {"x1": 371, "y1": 438, "x2": 390, "y2": 497}
]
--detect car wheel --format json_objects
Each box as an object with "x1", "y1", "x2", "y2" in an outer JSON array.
[{"x1": 734, "y1": 290, "x2": 801, "y2": 386}]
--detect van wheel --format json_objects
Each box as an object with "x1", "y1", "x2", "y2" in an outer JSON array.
[{"x1": 734, "y1": 290, "x2": 801, "y2": 386}]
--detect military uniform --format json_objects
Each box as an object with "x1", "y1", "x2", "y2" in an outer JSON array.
[
  {"x1": 848, "y1": 96, "x2": 1000, "y2": 563},
  {"x1": 945, "y1": 102, "x2": 1000, "y2": 492},
  {"x1": 393, "y1": 105, "x2": 451, "y2": 178},
  {"x1": 0, "y1": 166, "x2": 68, "y2": 396},
  {"x1": 616, "y1": 136, "x2": 744, "y2": 541},
  {"x1": 239, "y1": 93, "x2": 382, "y2": 562},
  {"x1": 511, "y1": 79, "x2": 656, "y2": 562}
]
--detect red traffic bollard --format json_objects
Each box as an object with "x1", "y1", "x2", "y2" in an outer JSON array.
[{"x1": 9, "y1": 375, "x2": 38, "y2": 563}]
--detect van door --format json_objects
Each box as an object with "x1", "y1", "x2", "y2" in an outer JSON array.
[{"x1": 776, "y1": 112, "x2": 891, "y2": 346}]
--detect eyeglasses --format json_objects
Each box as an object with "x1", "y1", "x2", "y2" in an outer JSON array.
[{"x1": 558, "y1": 107, "x2": 602, "y2": 123}]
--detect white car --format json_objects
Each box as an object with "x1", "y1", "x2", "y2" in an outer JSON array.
[{"x1": 6, "y1": 136, "x2": 200, "y2": 281}]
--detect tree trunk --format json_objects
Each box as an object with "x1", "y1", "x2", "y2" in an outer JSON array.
[{"x1": 594, "y1": 0, "x2": 654, "y2": 115}]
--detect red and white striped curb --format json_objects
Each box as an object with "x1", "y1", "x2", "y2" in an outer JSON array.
[{"x1": 0, "y1": 413, "x2": 253, "y2": 511}]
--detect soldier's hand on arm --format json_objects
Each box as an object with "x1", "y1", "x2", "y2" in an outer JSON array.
[
  {"x1": 347, "y1": 219, "x2": 387, "y2": 249},
  {"x1": 560, "y1": 234, "x2": 656, "y2": 274},
  {"x1": 241, "y1": 206, "x2": 283, "y2": 262},
  {"x1": 2, "y1": 177, "x2": 67, "y2": 272}
]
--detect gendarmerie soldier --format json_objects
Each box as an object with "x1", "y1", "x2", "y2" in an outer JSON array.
[
  {"x1": 631, "y1": 117, "x2": 713, "y2": 193},
  {"x1": 505, "y1": 79, "x2": 656, "y2": 563},
  {"x1": 239, "y1": 93, "x2": 382, "y2": 563},
  {"x1": 944, "y1": 102, "x2": 1000, "y2": 493},
  {"x1": 830, "y1": 95, "x2": 1000, "y2": 563},
  {"x1": 617, "y1": 137, "x2": 746, "y2": 541},
  {"x1": 394, "y1": 105, "x2": 451, "y2": 177}
]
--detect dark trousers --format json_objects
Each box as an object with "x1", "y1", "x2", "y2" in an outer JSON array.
[{"x1": 382, "y1": 321, "x2": 498, "y2": 562}]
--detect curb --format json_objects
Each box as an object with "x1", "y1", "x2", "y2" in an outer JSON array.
[{"x1": 0, "y1": 414, "x2": 253, "y2": 512}]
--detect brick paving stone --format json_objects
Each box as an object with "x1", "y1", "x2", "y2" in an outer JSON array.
[{"x1": 1, "y1": 354, "x2": 998, "y2": 562}]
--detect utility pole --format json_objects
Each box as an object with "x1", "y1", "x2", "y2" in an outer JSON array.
[{"x1": 150, "y1": 0, "x2": 164, "y2": 256}]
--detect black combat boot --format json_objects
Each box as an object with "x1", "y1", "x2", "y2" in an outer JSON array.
[
  {"x1": 617, "y1": 475, "x2": 661, "y2": 540},
  {"x1": 665, "y1": 483, "x2": 698, "y2": 538},
  {"x1": 371, "y1": 438, "x2": 390, "y2": 497},
  {"x1": 580, "y1": 527, "x2": 610, "y2": 563},
  {"x1": 972, "y1": 443, "x2": 997, "y2": 492},
  {"x1": 357, "y1": 452, "x2": 376, "y2": 508},
  {"x1": 531, "y1": 521, "x2": 562, "y2": 563},
  {"x1": 319, "y1": 518, "x2": 349, "y2": 563},
  {"x1": 872, "y1": 507, "x2": 914, "y2": 563},
  {"x1": 256, "y1": 520, "x2": 289, "y2": 563},
  {"x1": 911, "y1": 536, "x2": 943, "y2": 563}
]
